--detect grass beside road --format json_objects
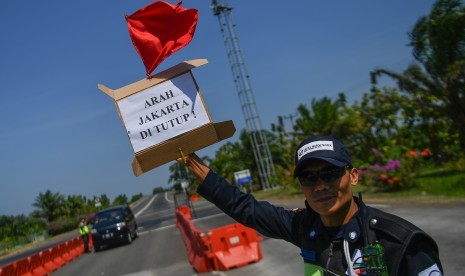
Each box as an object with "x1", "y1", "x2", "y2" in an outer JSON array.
[{"x1": 254, "y1": 166, "x2": 465, "y2": 204}]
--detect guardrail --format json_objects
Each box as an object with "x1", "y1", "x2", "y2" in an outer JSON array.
[{"x1": 175, "y1": 205, "x2": 263, "y2": 272}]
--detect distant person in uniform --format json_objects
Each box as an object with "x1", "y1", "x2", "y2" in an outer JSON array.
[
  {"x1": 79, "y1": 217, "x2": 90, "y2": 253},
  {"x1": 178, "y1": 135, "x2": 443, "y2": 275}
]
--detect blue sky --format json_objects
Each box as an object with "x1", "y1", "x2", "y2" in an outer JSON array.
[{"x1": 0, "y1": 0, "x2": 436, "y2": 216}]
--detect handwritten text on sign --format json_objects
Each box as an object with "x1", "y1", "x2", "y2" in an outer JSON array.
[{"x1": 117, "y1": 72, "x2": 210, "y2": 153}]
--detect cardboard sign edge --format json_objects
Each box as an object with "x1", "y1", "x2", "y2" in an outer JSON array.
[
  {"x1": 131, "y1": 120, "x2": 236, "y2": 176},
  {"x1": 97, "y1": 59, "x2": 208, "y2": 101}
]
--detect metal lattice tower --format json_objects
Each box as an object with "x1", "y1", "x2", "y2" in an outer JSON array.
[{"x1": 211, "y1": 0, "x2": 275, "y2": 190}]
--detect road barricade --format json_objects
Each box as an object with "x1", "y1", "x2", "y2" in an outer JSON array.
[
  {"x1": 15, "y1": 257, "x2": 33, "y2": 276},
  {"x1": 30, "y1": 252, "x2": 48, "y2": 276},
  {"x1": 0, "y1": 221, "x2": 95, "y2": 275},
  {"x1": 50, "y1": 245, "x2": 65, "y2": 268},
  {"x1": 87, "y1": 232, "x2": 94, "y2": 251},
  {"x1": 176, "y1": 205, "x2": 263, "y2": 272},
  {"x1": 176, "y1": 206, "x2": 212, "y2": 273},
  {"x1": 68, "y1": 238, "x2": 81, "y2": 259},
  {"x1": 60, "y1": 241, "x2": 73, "y2": 263},
  {"x1": 205, "y1": 223, "x2": 263, "y2": 270},
  {"x1": 0, "y1": 262, "x2": 16, "y2": 276},
  {"x1": 40, "y1": 249, "x2": 58, "y2": 273}
]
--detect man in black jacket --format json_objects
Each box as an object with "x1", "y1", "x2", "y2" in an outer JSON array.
[{"x1": 180, "y1": 136, "x2": 443, "y2": 275}]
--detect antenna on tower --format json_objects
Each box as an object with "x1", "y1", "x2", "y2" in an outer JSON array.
[{"x1": 211, "y1": 0, "x2": 276, "y2": 190}]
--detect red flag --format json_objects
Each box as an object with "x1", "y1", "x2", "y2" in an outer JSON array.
[{"x1": 125, "y1": 1, "x2": 198, "y2": 77}]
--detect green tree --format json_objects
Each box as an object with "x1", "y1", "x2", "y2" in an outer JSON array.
[
  {"x1": 153, "y1": 187, "x2": 166, "y2": 194},
  {"x1": 210, "y1": 141, "x2": 245, "y2": 181},
  {"x1": 270, "y1": 117, "x2": 301, "y2": 189},
  {"x1": 97, "y1": 194, "x2": 110, "y2": 209},
  {"x1": 209, "y1": 131, "x2": 255, "y2": 185},
  {"x1": 371, "y1": 0, "x2": 465, "y2": 151},
  {"x1": 130, "y1": 193, "x2": 143, "y2": 203},
  {"x1": 168, "y1": 162, "x2": 190, "y2": 189},
  {"x1": 172, "y1": 183, "x2": 183, "y2": 193},
  {"x1": 112, "y1": 194, "x2": 128, "y2": 206},
  {"x1": 293, "y1": 94, "x2": 349, "y2": 140},
  {"x1": 25, "y1": 216, "x2": 47, "y2": 238},
  {"x1": 169, "y1": 154, "x2": 212, "y2": 193},
  {"x1": 0, "y1": 214, "x2": 47, "y2": 251},
  {"x1": 291, "y1": 93, "x2": 362, "y2": 155},
  {"x1": 0, "y1": 215, "x2": 17, "y2": 243},
  {"x1": 169, "y1": 159, "x2": 198, "y2": 192},
  {"x1": 31, "y1": 190, "x2": 66, "y2": 223},
  {"x1": 271, "y1": 115, "x2": 295, "y2": 169},
  {"x1": 348, "y1": 87, "x2": 407, "y2": 165},
  {"x1": 65, "y1": 195, "x2": 87, "y2": 219}
]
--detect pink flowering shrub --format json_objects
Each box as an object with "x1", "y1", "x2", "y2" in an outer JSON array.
[{"x1": 358, "y1": 148, "x2": 432, "y2": 191}]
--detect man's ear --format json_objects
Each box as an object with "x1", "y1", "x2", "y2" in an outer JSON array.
[{"x1": 350, "y1": 168, "x2": 359, "y2": 186}]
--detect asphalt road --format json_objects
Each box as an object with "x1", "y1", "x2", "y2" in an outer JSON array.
[
  {"x1": 3, "y1": 193, "x2": 464, "y2": 275},
  {"x1": 378, "y1": 201, "x2": 465, "y2": 275}
]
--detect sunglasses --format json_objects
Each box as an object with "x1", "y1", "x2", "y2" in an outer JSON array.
[{"x1": 299, "y1": 166, "x2": 349, "y2": 187}]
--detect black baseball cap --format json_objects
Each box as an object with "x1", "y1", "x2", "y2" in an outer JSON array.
[{"x1": 293, "y1": 136, "x2": 352, "y2": 177}]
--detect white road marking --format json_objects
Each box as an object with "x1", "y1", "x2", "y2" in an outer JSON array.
[
  {"x1": 192, "y1": 213, "x2": 226, "y2": 223},
  {"x1": 165, "y1": 192, "x2": 174, "y2": 203},
  {"x1": 138, "y1": 224, "x2": 177, "y2": 235},
  {"x1": 137, "y1": 212, "x2": 227, "y2": 235},
  {"x1": 134, "y1": 194, "x2": 158, "y2": 218}
]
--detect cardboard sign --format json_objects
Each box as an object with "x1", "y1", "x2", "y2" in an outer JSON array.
[
  {"x1": 117, "y1": 72, "x2": 211, "y2": 153},
  {"x1": 98, "y1": 59, "x2": 235, "y2": 176}
]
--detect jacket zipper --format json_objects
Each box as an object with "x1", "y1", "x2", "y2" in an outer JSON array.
[{"x1": 325, "y1": 241, "x2": 334, "y2": 276}]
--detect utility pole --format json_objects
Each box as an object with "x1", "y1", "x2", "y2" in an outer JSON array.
[
  {"x1": 211, "y1": 0, "x2": 275, "y2": 190},
  {"x1": 283, "y1": 113, "x2": 297, "y2": 131}
]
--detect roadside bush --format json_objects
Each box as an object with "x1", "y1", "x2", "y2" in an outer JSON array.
[
  {"x1": 358, "y1": 148, "x2": 432, "y2": 191},
  {"x1": 47, "y1": 218, "x2": 75, "y2": 236},
  {"x1": 130, "y1": 193, "x2": 143, "y2": 203}
]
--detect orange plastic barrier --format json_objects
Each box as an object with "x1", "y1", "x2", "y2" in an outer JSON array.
[
  {"x1": 41, "y1": 249, "x2": 58, "y2": 273},
  {"x1": 15, "y1": 257, "x2": 33, "y2": 276},
  {"x1": 30, "y1": 253, "x2": 48, "y2": 276},
  {"x1": 87, "y1": 232, "x2": 94, "y2": 251},
  {"x1": 0, "y1": 232, "x2": 91, "y2": 275},
  {"x1": 176, "y1": 205, "x2": 263, "y2": 272},
  {"x1": 177, "y1": 205, "x2": 192, "y2": 220},
  {"x1": 63, "y1": 238, "x2": 81, "y2": 263},
  {"x1": 0, "y1": 263, "x2": 16, "y2": 276},
  {"x1": 190, "y1": 194, "x2": 199, "y2": 202},
  {"x1": 205, "y1": 223, "x2": 263, "y2": 270},
  {"x1": 50, "y1": 245, "x2": 65, "y2": 268},
  {"x1": 60, "y1": 241, "x2": 72, "y2": 263},
  {"x1": 68, "y1": 238, "x2": 81, "y2": 259},
  {"x1": 176, "y1": 207, "x2": 212, "y2": 273}
]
